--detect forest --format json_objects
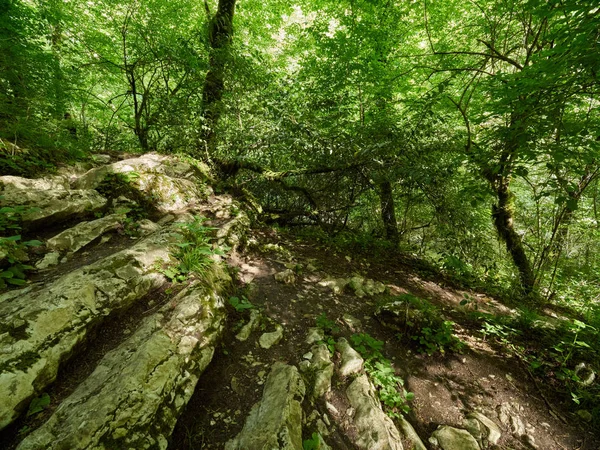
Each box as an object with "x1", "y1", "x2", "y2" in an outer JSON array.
[{"x1": 0, "y1": 0, "x2": 599, "y2": 449}]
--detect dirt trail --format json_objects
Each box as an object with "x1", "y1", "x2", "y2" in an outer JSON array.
[{"x1": 170, "y1": 228, "x2": 599, "y2": 450}]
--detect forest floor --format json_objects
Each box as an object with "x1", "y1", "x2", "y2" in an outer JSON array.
[
  {"x1": 169, "y1": 226, "x2": 600, "y2": 450},
  {"x1": 1, "y1": 152, "x2": 598, "y2": 450}
]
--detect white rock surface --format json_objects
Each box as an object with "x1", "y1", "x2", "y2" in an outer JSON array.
[
  {"x1": 346, "y1": 375, "x2": 404, "y2": 450},
  {"x1": 0, "y1": 228, "x2": 180, "y2": 430},
  {"x1": 226, "y1": 363, "x2": 305, "y2": 450},
  {"x1": 17, "y1": 281, "x2": 228, "y2": 450},
  {"x1": 337, "y1": 337, "x2": 364, "y2": 376}
]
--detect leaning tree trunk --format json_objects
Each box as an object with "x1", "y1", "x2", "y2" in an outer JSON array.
[
  {"x1": 379, "y1": 180, "x2": 399, "y2": 245},
  {"x1": 490, "y1": 177, "x2": 536, "y2": 295},
  {"x1": 199, "y1": 0, "x2": 237, "y2": 157}
]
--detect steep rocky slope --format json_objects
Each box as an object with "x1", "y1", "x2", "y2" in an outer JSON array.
[{"x1": 0, "y1": 153, "x2": 248, "y2": 449}]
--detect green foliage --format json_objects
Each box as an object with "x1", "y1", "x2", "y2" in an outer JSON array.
[
  {"x1": 475, "y1": 308, "x2": 600, "y2": 424},
  {"x1": 163, "y1": 217, "x2": 223, "y2": 283},
  {"x1": 415, "y1": 320, "x2": 462, "y2": 356},
  {"x1": 351, "y1": 333, "x2": 413, "y2": 418},
  {"x1": 228, "y1": 295, "x2": 254, "y2": 312},
  {"x1": 0, "y1": 203, "x2": 42, "y2": 290},
  {"x1": 26, "y1": 393, "x2": 50, "y2": 417},
  {"x1": 315, "y1": 313, "x2": 339, "y2": 353},
  {"x1": 315, "y1": 312, "x2": 340, "y2": 334},
  {"x1": 390, "y1": 294, "x2": 464, "y2": 355},
  {"x1": 302, "y1": 432, "x2": 323, "y2": 450}
]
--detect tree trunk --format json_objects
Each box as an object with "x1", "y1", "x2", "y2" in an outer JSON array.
[
  {"x1": 491, "y1": 180, "x2": 536, "y2": 294},
  {"x1": 199, "y1": 0, "x2": 237, "y2": 157},
  {"x1": 379, "y1": 180, "x2": 399, "y2": 244}
]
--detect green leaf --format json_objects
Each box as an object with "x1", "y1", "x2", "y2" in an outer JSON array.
[
  {"x1": 23, "y1": 240, "x2": 43, "y2": 247},
  {"x1": 26, "y1": 393, "x2": 50, "y2": 417},
  {"x1": 566, "y1": 198, "x2": 578, "y2": 212}
]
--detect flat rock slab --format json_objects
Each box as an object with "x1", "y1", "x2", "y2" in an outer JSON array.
[
  {"x1": 430, "y1": 426, "x2": 481, "y2": 450},
  {"x1": 74, "y1": 153, "x2": 205, "y2": 189},
  {"x1": 226, "y1": 362, "x2": 306, "y2": 450},
  {"x1": 0, "y1": 175, "x2": 70, "y2": 192},
  {"x1": 259, "y1": 325, "x2": 284, "y2": 349},
  {"x1": 346, "y1": 375, "x2": 404, "y2": 450},
  {"x1": 467, "y1": 411, "x2": 501, "y2": 445},
  {"x1": 46, "y1": 213, "x2": 124, "y2": 254},
  {"x1": 0, "y1": 189, "x2": 107, "y2": 230},
  {"x1": 310, "y1": 343, "x2": 334, "y2": 400},
  {"x1": 337, "y1": 338, "x2": 364, "y2": 377},
  {"x1": 0, "y1": 229, "x2": 180, "y2": 430},
  {"x1": 73, "y1": 153, "x2": 210, "y2": 213},
  {"x1": 17, "y1": 282, "x2": 228, "y2": 450},
  {"x1": 236, "y1": 309, "x2": 261, "y2": 342},
  {"x1": 397, "y1": 416, "x2": 427, "y2": 450}
]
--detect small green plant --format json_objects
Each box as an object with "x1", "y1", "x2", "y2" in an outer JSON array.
[
  {"x1": 316, "y1": 312, "x2": 340, "y2": 334},
  {"x1": 315, "y1": 313, "x2": 340, "y2": 353},
  {"x1": 459, "y1": 293, "x2": 478, "y2": 311},
  {"x1": 162, "y1": 216, "x2": 224, "y2": 283},
  {"x1": 415, "y1": 320, "x2": 463, "y2": 356},
  {"x1": 387, "y1": 294, "x2": 464, "y2": 355},
  {"x1": 26, "y1": 393, "x2": 50, "y2": 417},
  {"x1": 0, "y1": 203, "x2": 42, "y2": 290},
  {"x1": 351, "y1": 333, "x2": 413, "y2": 418},
  {"x1": 229, "y1": 295, "x2": 254, "y2": 312},
  {"x1": 303, "y1": 432, "x2": 324, "y2": 450},
  {"x1": 553, "y1": 319, "x2": 595, "y2": 368}
]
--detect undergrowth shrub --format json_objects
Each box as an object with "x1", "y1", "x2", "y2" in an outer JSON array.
[
  {"x1": 350, "y1": 332, "x2": 413, "y2": 418},
  {"x1": 377, "y1": 293, "x2": 464, "y2": 355},
  {"x1": 0, "y1": 202, "x2": 42, "y2": 290},
  {"x1": 162, "y1": 216, "x2": 225, "y2": 283}
]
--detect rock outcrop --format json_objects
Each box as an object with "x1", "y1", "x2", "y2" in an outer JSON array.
[
  {"x1": 346, "y1": 374, "x2": 404, "y2": 450},
  {"x1": 17, "y1": 281, "x2": 228, "y2": 450},
  {"x1": 45, "y1": 213, "x2": 124, "y2": 254},
  {"x1": 0, "y1": 186, "x2": 107, "y2": 230},
  {"x1": 73, "y1": 153, "x2": 211, "y2": 213},
  {"x1": 0, "y1": 228, "x2": 180, "y2": 429},
  {"x1": 226, "y1": 363, "x2": 306, "y2": 450}
]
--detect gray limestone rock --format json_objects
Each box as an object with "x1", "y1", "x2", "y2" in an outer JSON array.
[
  {"x1": 216, "y1": 209, "x2": 250, "y2": 250},
  {"x1": 429, "y1": 426, "x2": 480, "y2": 450},
  {"x1": 0, "y1": 175, "x2": 69, "y2": 192},
  {"x1": 310, "y1": 343, "x2": 334, "y2": 400},
  {"x1": 236, "y1": 309, "x2": 261, "y2": 342},
  {"x1": 342, "y1": 313, "x2": 362, "y2": 330},
  {"x1": 259, "y1": 325, "x2": 284, "y2": 349},
  {"x1": 46, "y1": 213, "x2": 124, "y2": 254},
  {"x1": 467, "y1": 411, "x2": 501, "y2": 445},
  {"x1": 226, "y1": 363, "x2": 306, "y2": 450},
  {"x1": 337, "y1": 337, "x2": 364, "y2": 377},
  {"x1": 319, "y1": 277, "x2": 348, "y2": 294},
  {"x1": 274, "y1": 269, "x2": 296, "y2": 284},
  {"x1": 73, "y1": 153, "x2": 210, "y2": 213},
  {"x1": 306, "y1": 327, "x2": 325, "y2": 345},
  {"x1": 34, "y1": 252, "x2": 60, "y2": 270},
  {"x1": 397, "y1": 416, "x2": 427, "y2": 450},
  {"x1": 0, "y1": 229, "x2": 180, "y2": 430},
  {"x1": 137, "y1": 219, "x2": 162, "y2": 236},
  {"x1": 17, "y1": 281, "x2": 228, "y2": 450},
  {"x1": 0, "y1": 188, "x2": 107, "y2": 230},
  {"x1": 90, "y1": 154, "x2": 111, "y2": 164},
  {"x1": 74, "y1": 153, "x2": 204, "y2": 190},
  {"x1": 497, "y1": 402, "x2": 525, "y2": 437},
  {"x1": 346, "y1": 375, "x2": 404, "y2": 450}
]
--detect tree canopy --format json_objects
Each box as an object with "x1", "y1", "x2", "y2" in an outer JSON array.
[{"x1": 1, "y1": 0, "x2": 599, "y2": 305}]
